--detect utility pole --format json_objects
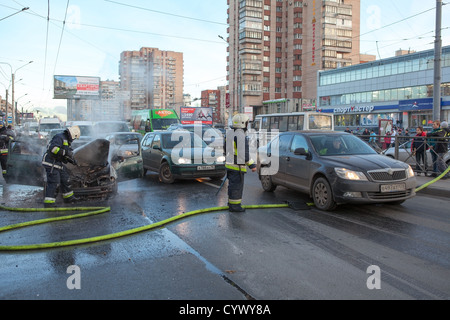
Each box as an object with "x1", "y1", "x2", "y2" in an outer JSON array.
[
  {"x1": 433, "y1": 0, "x2": 442, "y2": 121},
  {"x1": 11, "y1": 73, "x2": 15, "y2": 125}
]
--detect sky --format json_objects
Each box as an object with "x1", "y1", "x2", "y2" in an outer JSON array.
[{"x1": 0, "y1": 0, "x2": 449, "y2": 119}]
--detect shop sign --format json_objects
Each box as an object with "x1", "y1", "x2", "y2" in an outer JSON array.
[{"x1": 333, "y1": 105, "x2": 375, "y2": 114}]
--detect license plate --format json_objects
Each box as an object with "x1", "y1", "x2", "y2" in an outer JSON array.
[
  {"x1": 381, "y1": 184, "x2": 406, "y2": 193},
  {"x1": 197, "y1": 165, "x2": 215, "y2": 171}
]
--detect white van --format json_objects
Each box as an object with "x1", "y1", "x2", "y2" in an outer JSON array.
[{"x1": 38, "y1": 118, "x2": 62, "y2": 139}]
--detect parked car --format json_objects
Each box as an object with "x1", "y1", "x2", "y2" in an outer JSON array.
[
  {"x1": 166, "y1": 123, "x2": 223, "y2": 146},
  {"x1": 4, "y1": 137, "x2": 118, "y2": 200},
  {"x1": 257, "y1": 131, "x2": 417, "y2": 211},
  {"x1": 105, "y1": 132, "x2": 144, "y2": 181},
  {"x1": 383, "y1": 140, "x2": 450, "y2": 169},
  {"x1": 141, "y1": 131, "x2": 226, "y2": 183}
]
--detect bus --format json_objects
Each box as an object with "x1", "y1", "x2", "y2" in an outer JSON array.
[
  {"x1": 131, "y1": 109, "x2": 180, "y2": 134},
  {"x1": 251, "y1": 112, "x2": 334, "y2": 145}
]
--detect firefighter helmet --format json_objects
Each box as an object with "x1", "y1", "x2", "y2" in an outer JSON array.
[
  {"x1": 231, "y1": 113, "x2": 249, "y2": 129},
  {"x1": 67, "y1": 126, "x2": 81, "y2": 140}
]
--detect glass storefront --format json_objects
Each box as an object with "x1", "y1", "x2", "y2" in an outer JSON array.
[
  {"x1": 409, "y1": 111, "x2": 435, "y2": 129},
  {"x1": 334, "y1": 113, "x2": 397, "y2": 130}
]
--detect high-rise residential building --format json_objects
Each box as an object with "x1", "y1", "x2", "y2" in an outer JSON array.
[
  {"x1": 200, "y1": 89, "x2": 221, "y2": 124},
  {"x1": 97, "y1": 80, "x2": 124, "y2": 121},
  {"x1": 119, "y1": 47, "x2": 184, "y2": 118},
  {"x1": 227, "y1": 0, "x2": 361, "y2": 116}
]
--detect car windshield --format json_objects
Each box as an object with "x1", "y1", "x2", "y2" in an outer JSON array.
[
  {"x1": 112, "y1": 134, "x2": 141, "y2": 145},
  {"x1": 310, "y1": 134, "x2": 377, "y2": 156},
  {"x1": 162, "y1": 132, "x2": 206, "y2": 149}
]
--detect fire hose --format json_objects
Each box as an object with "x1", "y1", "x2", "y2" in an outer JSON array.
[
  {"x1": 0, "y1": 204, "x2": 293, "y2": 251},
  {"x1": 0, "y1": 166, "x2": 449, "y2": 251}
]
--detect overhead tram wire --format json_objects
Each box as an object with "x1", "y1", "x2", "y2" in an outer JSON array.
[
  {"x1": 20, "y1": 10, "x2": 225, "y2": 45},
  {"x1": 4, "y1": 3, "x2": 229, "y2": 102},
  {"x1": 0, "y1": 6, "x2": 28, "y2": 22},
  {"x1": 103, "y1": 0, "x2": 227, "y2": 26},
  {"x1": 52, "y1": 0, "x2": 71, "y2": 77}
]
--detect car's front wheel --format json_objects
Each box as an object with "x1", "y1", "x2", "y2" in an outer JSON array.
[
  {"x1": 312, "y1": 177, "x2": 336, "y2": 211},
  {"x1": 159, "y1": 162, "x2": 175, "y2": 184},
  {"x1": 260, "y1": 174, "x2": 277, "y2": 192}
]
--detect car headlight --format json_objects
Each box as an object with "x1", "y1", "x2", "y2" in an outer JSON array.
[
  {"x1": 176, "y1": 157, "x2": 192, "y2": 164},
  {"x1": 216, "y1": 155, "x2": 226, "y2": 163},
  {"x1": 120, "y1": 150, "x2": 133, "y2": 157},
  {"x1": 406, "y1": 165, "x2": 415, "y2": 178},
  {"x1": 335, "y1": 168, "x2": 368, "y2": 181}
]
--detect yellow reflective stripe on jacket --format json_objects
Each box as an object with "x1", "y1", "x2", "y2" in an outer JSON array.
[
  {"x1": 0, "y1": 149, "x2": 8, "y2": 154},
  {"x1": 225, "y1": 164, "x2": 247, "y2": 172},
  {"x1": 51, "y1": 147, "x2": 61, "y2": 155},
  {"x1": 63, "y1": 140, "x2": 69, "y2": 146}
]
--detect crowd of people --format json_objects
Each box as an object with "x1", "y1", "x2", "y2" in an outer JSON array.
[{"x1": 348, "y1": 121, "x2": 450, "y2": 179}]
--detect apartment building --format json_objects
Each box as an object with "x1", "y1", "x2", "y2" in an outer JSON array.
[
  {"x1": 227, "y1": 0, "x2": 362, "y2": 117},
  {"x1": 119, "y1": 47, "x2": 184, "y2": 117},
  {"x1": 200, "y1": 89, "x2": 222, "y2": 124}
]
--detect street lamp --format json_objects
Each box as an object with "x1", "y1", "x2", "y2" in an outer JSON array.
[
  {"x1": 0, "y1": 61, "x2": 33, "y2": 126},
  {"x1": 15, "y1": 93, "x2": 28, "y2": 124}
]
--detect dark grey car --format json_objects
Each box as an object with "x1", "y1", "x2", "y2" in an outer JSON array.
[{"x1": 257, "y1": 131, "x2": 417, "y2": 211}]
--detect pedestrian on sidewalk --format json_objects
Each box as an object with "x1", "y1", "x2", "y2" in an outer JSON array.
[
  {"x1": 412, "y1": 126, "x2": 427, "y2": 175},
  {"x1": 427, "y1": 120, "x2": 449, "y2": 179}
]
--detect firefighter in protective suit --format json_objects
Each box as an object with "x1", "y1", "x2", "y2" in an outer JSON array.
[
  {"x1": 0, "y1": 122, "x2": 14, "y2": 178},
  {"x1": 42, "y1": 126, "x2": 80, "y2": 207},
  {"x1": 225, "y1": 114, "x2": 256, "y2": 212}
]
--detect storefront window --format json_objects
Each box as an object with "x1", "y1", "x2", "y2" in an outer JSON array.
[
  {"x1": 404, "y1": 87, "x2": 412, "y2": 99},
  {"x1": 391, "y1": 88, "x2": 398, "y2": 100},
  {"x1": 398, "y1": 88, "x2": 405, "y2": 100}
]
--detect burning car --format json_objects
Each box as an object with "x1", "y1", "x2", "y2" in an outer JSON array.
[
  {"x1": 105, "y1": 132, "x2": 144, "y2": 181},
  {"x1": 4, "y1": 137, "x2": 118, "y2": 200}
]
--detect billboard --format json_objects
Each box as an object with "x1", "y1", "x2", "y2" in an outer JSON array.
[
  {"x1": 54, "y1": 75, "x2": 100, "y2": 99},
  {"x1": 180, "y1": 107, "x2": 213, "y2": 125}
]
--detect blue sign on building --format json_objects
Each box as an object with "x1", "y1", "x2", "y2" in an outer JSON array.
[{"x1": 398, "y1": 98, "x2": 437, "y2": 111}]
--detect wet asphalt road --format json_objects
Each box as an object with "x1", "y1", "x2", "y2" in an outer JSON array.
[{"x1": 0, "y1": 172, "x2": 449, "y2": 300}]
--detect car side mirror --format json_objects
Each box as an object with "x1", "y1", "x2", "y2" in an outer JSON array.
[
  {"x1": 294, "y1": 147, "x2": 311, "y2": 159},
  {"x1": 152, "y1": 145, "x2": 161, "y2": 150}
]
